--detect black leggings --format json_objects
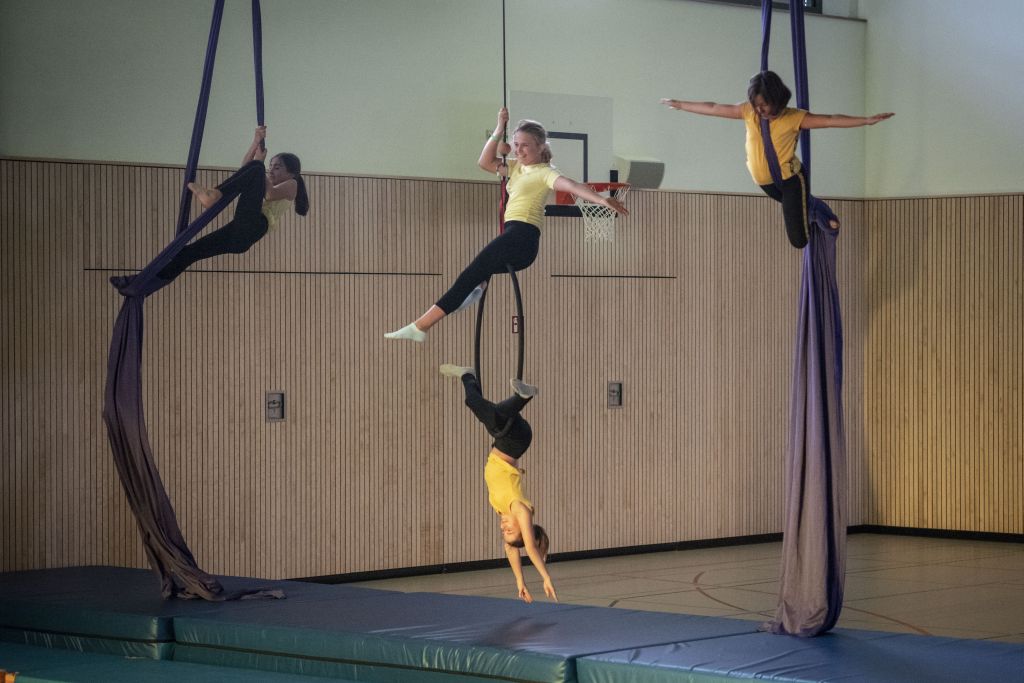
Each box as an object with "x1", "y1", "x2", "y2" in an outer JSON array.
[
  {"x1": 435, "y1": 221, "x2": 540, "y2": 314},
  {"x1": 462, "y1": 374, "x2": 533, "y2": 458},
  {"x1": 159, "y1": 160, "x2": 269, "y2": 281},
  {"x1": 760, "y1": 170, "x2": 810, "y2": 249}
]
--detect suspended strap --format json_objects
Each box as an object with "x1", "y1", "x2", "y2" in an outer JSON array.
[
  {"x1": 759, "y1": 0, "x2": 812, "y2": 193},
  {"x1": 104, "y1": 0, "x2": 280, "y2": 602},
  {"x1": 789, "y1": 0, "x2": 811, "y2": 192},
  {"x1": 252, "y1": 0, "x2": 266, "y2": 150},
  {"x1": 759, "y1": 0, "x2": 837, "y2": 227},
  {"x1": 759, "y1": 0, "x2": 772, "y2": 73},
  {"x1": 760, "y1": 0, "x2": 847, "y2": 639},
  {"x1": 475, "y1": 0, "x2": 522, "y2": 391},
  {"x1": 498, "y1": 0, "x2": 509, "y2": 232},
  {"x1": 176, "y1": 0, "x2": 226, "y2": 236}
]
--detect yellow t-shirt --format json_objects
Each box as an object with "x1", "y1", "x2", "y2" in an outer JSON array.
[
  {"x1": 484, "y1": 452, "x2": 534, "y2": 515},
  {"x1": 741, "y1": 101, "x2": 808, "y2": 186},
  {"x1": 261, "y1": 198, "x2": 291, "y2": 231},
  {"x1": 504, "y1": 160, "x2": 561, "y2": 227}
]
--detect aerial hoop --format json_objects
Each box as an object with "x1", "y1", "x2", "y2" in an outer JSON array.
[
  {"x1": 473, "y1": 263, "x2": 524, "y2": 390},
  {"x1": 474, "y1": 0, "x2": 523, "y2": 389}
]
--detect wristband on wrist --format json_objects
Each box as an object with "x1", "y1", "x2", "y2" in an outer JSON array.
[{"x1": 490, "y1": 133, "x2": 502, "y2": 141}]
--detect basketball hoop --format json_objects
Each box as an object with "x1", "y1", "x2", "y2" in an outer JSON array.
[{"x1": 554, "y1": 182, "x2": 630, "y2": 242}]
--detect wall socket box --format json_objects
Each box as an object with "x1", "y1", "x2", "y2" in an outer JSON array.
[
  {"x1": 266, "y1": 392, "x2": 285, "y2": 421},
  {"x1": 607, "y1": 381, "x2": 623, "y2": 408}
]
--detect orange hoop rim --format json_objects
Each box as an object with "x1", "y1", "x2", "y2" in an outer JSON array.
[{"x1": 555, "y1": 181, "x2": 630, "y2": 206}]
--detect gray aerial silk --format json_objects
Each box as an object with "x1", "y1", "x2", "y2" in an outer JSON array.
[
  {"x1": 103, "y1": 0, "x2": 281, "y2": 601},
  {"x1": 758, "y1": 0, "x2": 847, "y2": 636}
]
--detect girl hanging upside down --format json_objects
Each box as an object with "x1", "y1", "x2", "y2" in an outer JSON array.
[
  {"x1": 156, "y1": 126, "x2": 309, "y2": 282},
  {"x1": 662, "y1": 71, "x2": 893, "y2": 248},
  {"x1": 385, "y1": 106, "x2": 628, "y2": 342},
  {"x1": 439, "y1": 363, "x2": 556, "y2": 603}
]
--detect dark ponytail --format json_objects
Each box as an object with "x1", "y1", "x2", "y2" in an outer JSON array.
[{"x1": 274, "y1": 152, "x2": 309, "y2": 216}]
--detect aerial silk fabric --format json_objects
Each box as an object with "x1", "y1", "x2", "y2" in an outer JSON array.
[
  {"x1": 760, "y1": 0, "x2": 847, "y2": 636},
  {"x1": 102, "y1": 0, "x2": 281, "y2": 601}
]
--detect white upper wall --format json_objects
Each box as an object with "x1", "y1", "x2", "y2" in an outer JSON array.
[
  {"x1": 12, "y1": 0, "x2": 1018, "y2": 198},
  {"x1": 858, "y1": 0, "x2": 1024, "y2": 196}
]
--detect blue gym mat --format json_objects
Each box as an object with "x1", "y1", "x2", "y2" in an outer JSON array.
[
  {"x1": 0, "y1": 566, "x2": 390, "y2": 658},
  {"x1": 173, "y1": 589, "x2": 758, "y2": 682},
  {"x1": 4, "y1": 566, "x2": 1022, "y2": 682},
  {"x1": 576, "y1": 628, "x2": 1024, "y2": 683},
  {"x1": 0, "y1": 641, "x2": 357, "y2": 682}
]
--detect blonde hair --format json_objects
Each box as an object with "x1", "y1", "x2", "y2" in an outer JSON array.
[
  {"x1": 514, "y1": 119, "x2": 552, "y2": 164},
  {"x1": 509, "y1": 524, "x2": 550, "y2": 559}
]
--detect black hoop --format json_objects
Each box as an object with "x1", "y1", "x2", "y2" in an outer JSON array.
[{"x1": 474, "y1": 263, "x2": 524, "y2": 390}]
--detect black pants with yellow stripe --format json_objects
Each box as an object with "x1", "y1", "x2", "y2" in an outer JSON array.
[{"x1": 760, "y1": 170, "x2": 810, "y2": 249}]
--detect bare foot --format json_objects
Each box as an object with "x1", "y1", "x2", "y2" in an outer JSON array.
[{"x1": 187, "y1": 182, "x2": 223, "y2": 209}]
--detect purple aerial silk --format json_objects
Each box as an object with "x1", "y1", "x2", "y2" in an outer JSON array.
[
  {"x1": 759, "y1": 0, "x2": 847, "y2": 636},
  {"x1": 102, "y1": 0, "x2": 281, "y2": 601}
]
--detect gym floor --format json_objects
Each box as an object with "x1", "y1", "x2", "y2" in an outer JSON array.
[{"x1": 354, "y1": 534, "x2": 1024, "y2": 643}]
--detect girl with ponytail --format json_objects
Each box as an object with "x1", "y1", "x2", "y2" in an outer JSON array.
[
  {"x1": 157, "y1": 126, "x2": 308, "y2": 282},
  {"x1": 385, "y1": 107, "x2": 627, "y2": 343}
]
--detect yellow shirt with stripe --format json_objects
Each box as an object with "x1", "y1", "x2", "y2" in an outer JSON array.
[
  {"x1": 261, "y1": 198, "x2": 291, "y2": 231},
  {"x1": 504, "y1": 160, "x2": 561, "y2": 228},
  {"x1": 484, "y1": 452, "x2": 534, "y2": 515},
  {"x1": 741, "y1": 101, "x2": 808, "y2": 186}
]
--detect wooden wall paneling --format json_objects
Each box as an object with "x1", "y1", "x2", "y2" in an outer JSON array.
[
  {"x1": 3, "y1": 157, "x2": 1020, "y2": 577},
  {"x1": 863, "y1": 194, "x2": 1022, "y2": 533}
]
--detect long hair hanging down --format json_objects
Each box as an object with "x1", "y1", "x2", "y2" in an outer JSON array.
[{"x1": 274, "y1": 152, "x2": 309, "y2": 215}]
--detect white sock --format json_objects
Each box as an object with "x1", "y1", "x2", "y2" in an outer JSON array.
[
  {"x1": 384, "y1": 323, "x2": 426, "y2": 342},
  {"x1": 439, "y1": 364, "x2": 474, "y2": 378}
]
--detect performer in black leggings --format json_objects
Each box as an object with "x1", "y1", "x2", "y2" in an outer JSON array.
[
  {"x1": 385, "y1": 107, "x2": 626, "y2": 343},
  {"x1": 159, "y1": 159, "x2": 268, "y2": 280},
  {"x1": 759, "y1": 170, "x2": 810, "y2": 249},
  {"x1": 109, "y1": 127, "x2": 308, "y2": 290},
  {"x1": 433, "y1": 220, "x2": 539, "y2": 314},
  {"x1": 159, "y1": 127, "x2": 308, "y2": 281},
  {"x1": 459, "y1": 369, "x2": 534, "y2": 458},
  {"x1": 440, "y1": 363, "x2": 556, "y2": 604}
]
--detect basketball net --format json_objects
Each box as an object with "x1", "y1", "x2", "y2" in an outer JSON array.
[{"x1": 576, "y1": 184, "x2": 629, "y2": 242}]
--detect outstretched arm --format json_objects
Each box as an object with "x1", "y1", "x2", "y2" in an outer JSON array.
[
  {"x1": 504, "y1": 543, "x2": 533, "y2": 603},
  {"x1": 243, "y1": 126, "x2": 268, "y2": 165},
  {"x1": 553, "y1": 176, "x2": 628, "y2": 217},
  {"x1": 513, "y1": 506, "x2": 558, "y2": 602},
  {"x1": 801, "y1": 112, "x2": 894, "y2": 129},
  {"x1": 479, "y1": 107, "x2": 511, "y2": 175},
  {"x1": 661, "y1": 99, "x2": 743, "y2": 119},
  {"x1": 265, "y1": 178, "x2": 297, "y2": 202}
]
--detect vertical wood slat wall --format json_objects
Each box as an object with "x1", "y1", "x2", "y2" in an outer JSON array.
[
  {"x1": 864, "y1": 195, "x2": 1023, "y2": 533},
  {"x1": 1, "y1": 158, "x2": 1020, "y2": 578}
]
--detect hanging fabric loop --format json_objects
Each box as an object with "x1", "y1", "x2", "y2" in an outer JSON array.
[
  {"x1": 103, "y1": 0, "x2": 281, "y2": 601},
  {"x1": 759, "y1": 0, "x2": 848, "y2": 638}
]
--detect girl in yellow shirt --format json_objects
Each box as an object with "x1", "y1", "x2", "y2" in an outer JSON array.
[
  {"x1": 385, "y1": 107, "x2": 628, "y2": 342},
  {"x1": 440, "y1": 363, "x2": 556, "y2": 603},
  {"x1": 662, "y1": 71, "x2": 892, "y2": 248}
]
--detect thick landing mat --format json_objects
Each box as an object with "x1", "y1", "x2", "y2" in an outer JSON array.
[
  {"x1": 0, "y1": 641, "x2": 358, "y2": 682},
  {"x1": 173, "y1": 590, "x2": 758, "y2": 682},
  {"x1": 0, "y1": 566, "x2": 390, "y2": 658},
  {"x1": 576, "y1": 628, "x2": 1024, "y2": 683}
]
